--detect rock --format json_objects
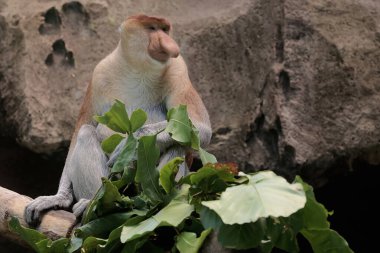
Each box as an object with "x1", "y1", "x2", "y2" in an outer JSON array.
[{"x1": 1, "y1": 0, "x2": 380, "y2": 186}]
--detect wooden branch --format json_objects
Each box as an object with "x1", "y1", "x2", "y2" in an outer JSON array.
[{"x1": 0, "y1": 186, "x2": 76, "y2": 245}]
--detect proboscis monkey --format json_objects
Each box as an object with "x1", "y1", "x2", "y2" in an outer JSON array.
[{"x1": 24, "y1": 15, "x2": 211, "y2": 226}]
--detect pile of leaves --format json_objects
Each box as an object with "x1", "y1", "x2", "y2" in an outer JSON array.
[{"x1": 9, "y1": 101, "x2": 353, "y2": 253}]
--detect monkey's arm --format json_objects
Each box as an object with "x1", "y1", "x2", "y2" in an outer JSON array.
[{"x1": 139, "y1": 84, "x2": 211, "y2": 147}]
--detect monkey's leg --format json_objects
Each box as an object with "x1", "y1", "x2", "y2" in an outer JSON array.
[
  {"x1": 72, "y1": 198, "x2": 90, "y2": 218},
  {"x1": 25, "y1": 124, "x2": 108, "y2": 225},
  {"x1": 69, "y1": 124, "x2": 108, "y2": 201},
  {"x1": 158, "y1": 146, "x2": 188, "y2": 180}
]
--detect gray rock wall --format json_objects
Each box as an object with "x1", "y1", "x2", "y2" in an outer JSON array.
[{"x1": 1, "y1": 0, "x2": 380, "y2": 185}]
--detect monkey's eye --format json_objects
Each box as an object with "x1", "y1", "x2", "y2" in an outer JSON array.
[
  {"x1": 162, "y1": 27, "x2": 169, "y2": 33},
  {"x1": 148, "y1": 26, "x2": 156, "y2": 31}
]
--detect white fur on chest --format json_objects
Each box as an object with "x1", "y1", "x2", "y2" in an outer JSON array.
[{"x1": 92, "y1": 47, "x2": 169, "y2": 140}]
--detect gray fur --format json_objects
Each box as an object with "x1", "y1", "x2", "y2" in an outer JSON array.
[{"x1": 24, "y1": 103, "x2": 205, "y2": 225}]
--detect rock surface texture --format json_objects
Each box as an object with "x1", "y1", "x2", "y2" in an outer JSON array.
[{"x1": 1, "y1": 0, "x2": 380, "y2": 186}]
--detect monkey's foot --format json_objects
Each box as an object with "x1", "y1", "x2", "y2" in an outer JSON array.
[
  {"x1": 24, "y1": 194, "x2": 73, "y2": 227},
  {"x1": 73, "y1": 198, "x2": 90, "y2": 218}
]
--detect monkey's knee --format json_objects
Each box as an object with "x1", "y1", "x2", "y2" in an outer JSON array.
[
  {"x1": 77, "y1": 124, "x2": 98, "y2": 143},
  {"x1": 158, "y1": 147, "x2": 188, "y2": 180}
]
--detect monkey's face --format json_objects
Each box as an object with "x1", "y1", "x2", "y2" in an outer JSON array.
[{"x1": 121, "y1": 15, "x2": 180, "y2": 65}]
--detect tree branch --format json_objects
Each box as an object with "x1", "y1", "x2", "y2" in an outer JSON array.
[{"x1": 0, "y1": 186, "x2": 76, "y2": 246}]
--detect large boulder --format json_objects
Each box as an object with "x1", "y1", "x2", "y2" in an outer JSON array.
[{"x1": 0, "y1": 0, "x2": 380, "y2": 185}]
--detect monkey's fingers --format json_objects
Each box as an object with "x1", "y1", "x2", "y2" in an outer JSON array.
[
  {"x1": 24, "y1": 196, "x2": 50, "y2": 226},
  {"x1": 24, "y1": 195, "x2": 72, "y2": 226}
]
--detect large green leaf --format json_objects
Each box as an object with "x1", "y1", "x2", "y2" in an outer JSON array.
[
  {"x1": 301, "y1": 229, "x2": 353, "y2": 253},
  {"x1": 67, "y1": 237, "x2": 83, "y2": 253},
  {"x1": 136, "y1": 135, "x2": 162, "y2": 203},
  {"x1": 296, "y1": 176, "x2": 330, "y2": 229},
  {"x1": 112, "y1": 135, "x2": 138, "y2": 173},
  {"x1": 75, "y1": 211, "x2": 146, "y2": 239},
  {"x1": 202, "y1": 171, "x2": 306, "y2": 225},
  {"x1": 101, "y1": 134, "x2": 124, "y2": 154},
  {"x1": 121, "y1": 198, "x2": 194, "y2": 243},
  {"x1": 97, "y1": 226, "x2": 123, "y2": 253},
  {"x1": 295, "y1": 177, "x2": 353, "y2": 253},
  {"x1": 120, "y1": 236, "x2": 149, "y2": 253},
  {"x1": 35, "y1": 238, "x2": 70, "y2": 253},
  {"x1": 182, "y1": 166, "x2": 235, "y2": 203},
  {"x1": 94, "y1": 100, "x2": 131, "y2": 134},
  {"x1": 9, "y1": 217, "x2": 70, "y2": 253},
  {"x1": 82, "y1": 178, "x2": 123, "y2": 223},
  {"x1": 8, "y1": 217, "x2": 48, "y2": 252},
  {"x1": 187, "y1": 166, "x2": 235, "y2": 185},
  {"x1": 130, "y1": 109, "x2": 147, "y2": 133},
  {"x1": 198, "y1": 206, "x2": 223, "y2": 231},
  {"x1": 159, "y1": 157, "x2": 184, "y2": 193},
  {"x1": 81, "y1": 236, "x2": 107, "y2": 252},
  {"x1": 218, "y1": 221, "x2": 265, "y2": 250},
  {"x1": 165, "y1": 105, "x2": 192, "y2": 145},
  {"x1": 175, "y1": 229, "x2": 212, "y2": 253},
  {"x1": 259, "y1": 215, "x2": 302, "y2": 253}
]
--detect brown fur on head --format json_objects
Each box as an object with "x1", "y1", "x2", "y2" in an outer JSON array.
[
  {"x1": 120, "y1": 14, "x2": 179, "y2": 65},
  {"x1": 127, "y1": 14, "x2": 171, "y2": 32}
]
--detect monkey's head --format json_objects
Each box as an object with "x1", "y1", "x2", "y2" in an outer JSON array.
[{"x1": 120, "y1": 15, "x2": 180, "y2": 66}]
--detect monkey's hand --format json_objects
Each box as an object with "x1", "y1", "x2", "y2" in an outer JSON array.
[
  {"x1": 107, "y1": 121, "x2": 169, "y2": 168},
  {"x1": 135, "y1": 121, "x2": 173, "y2": 151},
  {"x1": 24, "y1": 193, "x2": 73, "y2": 227},
  {"x1": 134, "y1": 121, "x2": 167, "y2": 138}
]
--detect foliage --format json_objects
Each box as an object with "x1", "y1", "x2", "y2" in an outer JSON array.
[{"x1": 9, "y1": 102, "x2": 353, "y2": 253}]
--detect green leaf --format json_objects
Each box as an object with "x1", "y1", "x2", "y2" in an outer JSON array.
[
  {"x1": 190, "y1": 126, "x2": 201, "y2": 150},
  {"x1": 295, "y1": 176, "x2": 330, "y2": 229},
  {"x1": 112, "y1": 135, "x2": 138, "y2": 173},
  {"x1": 8, "y1": 217, "x2": 48, "y2": 252},
  {"x1": 218, "y1": 221, "x2": 265, "y2": 250},
  {"x1": 97, "y1": 226, "x2": 123, "y2": 253},
  {"x1": 94, "y1": 100, "x2": 131, "y2": 134},
  {"x1": 202, "y1": 171, "x2": 306, "y2": 225},
  {"x1": 198, "y1": 206, "x2": 223, "y2": 231},
  {"x1": 136, "y1": 135, "x2": 162, "y2": 203},
  {"x1": 67, "y1": 237, "x2": 83, "y2": 253},
  {"x1": 259, "y1": 215, "x2": 302, "y2": 253},
  {"x1": 75, "y1": 211, "x2": 146, "y2": 239},
  {"x1": 82, "y1": 178, "x2": 123, "y2": 223},
  {"x1": 120, "y1": 236, "x2": 150, "y2": 253},
  {"x1": 112, "y1": 166, "x2": 137, "y2": 189},
  {"x1": 82, "y1": 236, "x2": 107, "y2": 252},
  {"x1": 301, "y1": 229, "x2": 353, "y2": 253},
  {"x1": 295, "y1": 176, "x2": 353, "y2": 253},
  {"x1": 130, "y1": 109, "x2": 147, "y2": 133},
  {"x1": 101, "y1": 134, "x2": 124, "y2": 154},
  {"x1": 176, "y1": 229, "x2": 212, "y2": 253},
  {"x1": 9, "y1": 217, "x2": 71, "y2": 253},
  {"x1": 166, "y1": 105, "x2": 192, "y2": 145},
  {"x1": 188, "y1": 166, "x2": 235, "y2": 185},
  {"x1": 199, "y1": 148, "x2": 217, "y2": 165},
  {"x1": 159, "y1": 157, "x2": 184, "y2": 193},
  {"x1": 35, "y1": 238, "x2": 70, "y2": 253},
  {"x1": 121, "y1": 199, "x2": 194, "y2": 243}
]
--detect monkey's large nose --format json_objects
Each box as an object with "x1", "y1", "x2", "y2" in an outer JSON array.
[{"x1": 159, "y1": 32, "x2": 179, "y2": 59}]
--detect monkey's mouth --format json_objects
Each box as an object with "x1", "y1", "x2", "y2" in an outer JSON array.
[{"x1": 151, "y1": 51, "x2": 170, "y2": 62}]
